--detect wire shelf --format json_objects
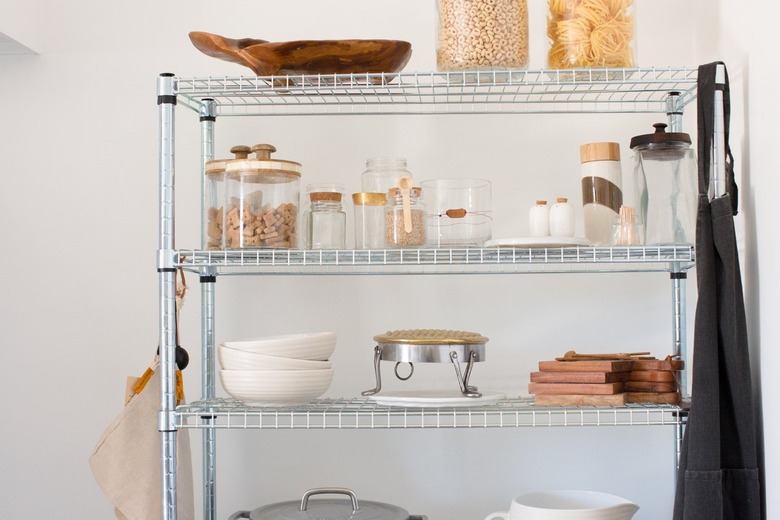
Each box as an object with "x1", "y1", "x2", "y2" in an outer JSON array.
[
  {"x1": 176, "y1": 397, "x2": 686, "y2": 429},
  {"x1": 173, "y1": 67, "x2": 698, "y2": 116},
  {"x1": 174, "y1": 245, "x2": 695, "y2": 276}
]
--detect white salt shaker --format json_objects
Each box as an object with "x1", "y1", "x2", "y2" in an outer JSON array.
[
  {"x1": 529, "y1": 200, "x2": 550, "y2": 237},
  {"x1": 549, "y1": 197, "x2": 575, "y2": 237}
]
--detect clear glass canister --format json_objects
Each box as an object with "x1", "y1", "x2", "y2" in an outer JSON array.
[
  {"x1": 224, "y1": 144, "x2": 301, "y2": 249},
  {"x1": 352, "y1": 192, "x2": 387, "y2": 249},
  {"x1": 386, "y1": 186, "x2": 427, "y2": 248},
  {"x1": 547, "y1": 0, "x2": 636, "y2": 69},
  {"x1": 437, "y1": 0, "x2": 529, "y2": 71},
  {"x1": 306, "y1": 191, "x2": 346, "y2": 250},
  {"x1": 630, "y1": 123, "x2": 698, "y2": 245},
  {"x1": 301, "y1": 183, "x2": 347, "y2": 249},
  {"x1": 362, "y1": 158, "x2": 411, "y2": 195},
  {"x1": 421, "y1": 178, "x2": 492, "y2": 247},
  {"x1": 203, "y1": 145, "x2": 250, "y2": 250}
]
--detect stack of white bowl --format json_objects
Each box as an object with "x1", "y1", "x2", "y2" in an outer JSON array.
[{"x1": 217, "y1": 332, "x2": 336, "y2": 406}]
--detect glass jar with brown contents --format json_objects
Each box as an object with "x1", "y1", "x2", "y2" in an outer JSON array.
[{"x1": 385, "y1": 185, "x2": 427, "y2": 248}]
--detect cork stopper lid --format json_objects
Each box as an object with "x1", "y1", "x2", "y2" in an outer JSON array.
[
  {"x1": 556, "y1": 197, "x2": 568, "y2": 203},
  {"x1": 535, "y1": 200, "x2": 548, "y2": 205},
  {"x1": 580, "y1": 142, "x2": 620, "y2": 163},
  {"x1": 310, "y1": 191, "x2": 342, "y2": 202}
]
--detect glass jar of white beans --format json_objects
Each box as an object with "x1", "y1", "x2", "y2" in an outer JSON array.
[{"x1": 436, "y1": 0, "x2": 529, "y2": 71}]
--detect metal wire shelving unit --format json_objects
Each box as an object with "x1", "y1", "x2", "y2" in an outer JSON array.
[
  {"x1": 157, "y1": 67, "x2": 705, "y2": 520},
  {"x1": 176, "y1": 397, "x2": 684, "y2": 430},
  {"x1": 174, "y1": 244, "x2": 695, "y2": 275},
  {"x1": 173, "y1": 67, "x2": 698, "y2": 117}
]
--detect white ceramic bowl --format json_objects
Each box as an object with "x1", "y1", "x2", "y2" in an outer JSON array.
[
  {"x1": 218, "y1": 345, "x2": 333, "y2": 371},
  {"x1": 219, "y1": 368, "x2": 333, "y2": 406},
  {"x1": 222, "y1": 332, "x2": 336, "y2": 360},
  {"x1": 488, "y1": 490, "x2": 639, "y2": 520},
  {"x1": 485, "y1": 490, "x2": 638, "y2": 520}
]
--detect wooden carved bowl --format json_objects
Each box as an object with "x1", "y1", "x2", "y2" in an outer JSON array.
[{"x1": 189, "y1": 32, "x2": 413, "y2": 78}]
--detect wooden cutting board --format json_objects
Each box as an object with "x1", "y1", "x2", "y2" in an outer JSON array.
[
  {"x1": 628, "y1": 370, "x2": 678, "y2": 382},
  {"x1": 631, "y1": 358, "x2": 684, "y2": 371},
  {"x1": 626, "y1": 392, "x2": 681, "y2": 404},
  {"x1": 534, "y1": 393, "x2": 628, "y2": 406},
  {"x1": 528, "y1": 382, "x2": 625, "y2": 395},
  {"x1": 538, "y1": 360, "x2": 634, "y2": 373},
  {"x1": 530, "y1": 371, "x2": 629, "y2": 383},
  {"x1": 625, "y1": 381, "x2": 678, "y2": 393}
]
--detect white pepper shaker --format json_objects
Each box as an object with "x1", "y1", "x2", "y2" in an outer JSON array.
[
  {"x1": 549, "y1": 197, "x2": 575, "y2": 237},
  {"x1": 529, "y1": 200, "x2": 550, "y2": 237}
]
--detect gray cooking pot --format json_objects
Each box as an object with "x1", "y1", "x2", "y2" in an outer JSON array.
[{"x1": 228, "y1": 488, "x2": 427, "y2": 520}]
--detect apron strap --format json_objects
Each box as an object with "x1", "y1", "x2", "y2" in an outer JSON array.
[{"x1": 697, "y1": 62, "x2": 738, "y2": 214}]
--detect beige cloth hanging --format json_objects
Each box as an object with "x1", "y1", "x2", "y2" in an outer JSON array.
[{"x1": 89, "y1": 363, "x2": 194, "y2": 520}]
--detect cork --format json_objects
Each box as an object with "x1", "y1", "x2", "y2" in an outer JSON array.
[{"x1": 310, "y1": 191, "x2": 342, "y2": 202}]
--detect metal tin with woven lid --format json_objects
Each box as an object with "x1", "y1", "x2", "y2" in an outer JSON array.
[{"x1": 363, "y1": 329, "x2": 488, "y2": 398}]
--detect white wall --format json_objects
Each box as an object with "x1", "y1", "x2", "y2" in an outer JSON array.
[{"x1": 2, "y1": 1, "x2": 772, "y2": 519}]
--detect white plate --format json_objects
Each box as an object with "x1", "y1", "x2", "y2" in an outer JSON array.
[
  {"x1": 484, "y1": 237, "x2": 591, "y2": 248},
  {"x1": 368, "y1": 390, "x2": 505, "y2": 408}
]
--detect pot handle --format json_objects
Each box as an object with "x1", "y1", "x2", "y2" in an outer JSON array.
[
  {"x1": 300, "y1": 487, "x2": 359, "y2": 513},
  {"x1": 227, "y1": 512, "x2": 251, "y2": 520},
  {"x1": 483, "y1": 512, "x2": 509, "y2": 520}
]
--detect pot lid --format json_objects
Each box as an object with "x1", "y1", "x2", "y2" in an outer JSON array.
[
  {"x1": 247, "y1": 489, "x2": 411, "y2": 520},
  {"x1": 629, "y1": 123, "x2": 691, "y2": 149}
]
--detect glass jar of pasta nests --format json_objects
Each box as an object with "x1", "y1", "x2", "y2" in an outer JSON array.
[
  {"x1": 437, "y1": 0, "x2": 529, "y2": 71},
  {"x1": 547, "y1": 0, "x2": 636, "y2": 69}
]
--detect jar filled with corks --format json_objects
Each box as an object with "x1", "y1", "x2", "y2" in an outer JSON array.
[
  {"x1": 224, "y1": 144, "x2": 301, "y2": 249},
  {"x1": 386, "y1": 179, "x2": 427, "y2": 248},
  {"x1": 203, "y1": 145, "x2": 251, "y2": 250},
  {"x1": 436, "y1": 0, "x2": 529, "y2": 71}
]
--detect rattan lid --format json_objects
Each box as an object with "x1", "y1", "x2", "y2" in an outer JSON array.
[{"x1": 374, "y1": 329, "x2": 488, "y2": 344}]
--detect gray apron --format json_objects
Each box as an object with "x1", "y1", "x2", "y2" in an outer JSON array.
[{"x1": 672, "y1": 62, "x2": 762, "y2": 519}]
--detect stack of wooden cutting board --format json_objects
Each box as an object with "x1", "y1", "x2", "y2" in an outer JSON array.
[{"x1": 529, "y1": 351, "x2": 683, "y2": 406}]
